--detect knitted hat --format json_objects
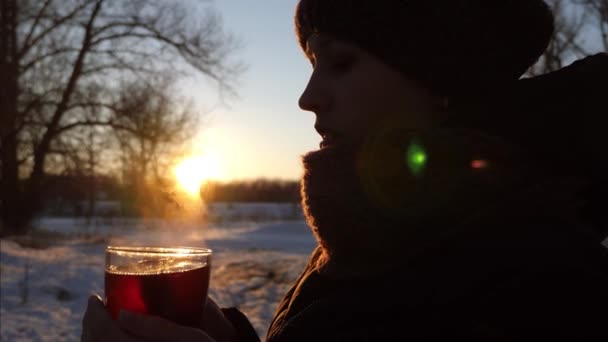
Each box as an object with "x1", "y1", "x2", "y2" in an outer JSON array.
[{"x1": 295, "y1": 0, "x2": 554, "y2": 96}]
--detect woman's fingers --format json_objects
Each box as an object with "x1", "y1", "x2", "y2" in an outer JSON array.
[
  {"x1": 118, "y1": 310, "x2": 215, "y2": 342},
  {"x1": 82, "y1": 294, "x2": 215, "y2": 342},
  {"x1": 201, "y1": 298, "x2": 238, "y2": 341},
  {"x1": 81, "y1": 295, "x2": 132, "y2": 342},
  {"x1": 202, "y1": 297, "x2": 222, "y2": 328}
]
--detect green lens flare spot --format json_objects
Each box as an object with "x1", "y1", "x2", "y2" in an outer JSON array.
[{"x1": 406, "y1": 141, "x2": 427, "y2": 177}]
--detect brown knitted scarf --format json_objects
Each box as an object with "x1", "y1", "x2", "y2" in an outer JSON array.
[{"x1": 299, "y1": 127, "x2": 584, "y2": 277}]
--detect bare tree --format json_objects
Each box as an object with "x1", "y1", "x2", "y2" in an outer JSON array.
[
  {"x1": 112, "y1": 79, "x2": 197, "y2": 216},
  {"x1": 576, "y1": 0, "x2": 608, "y2": 50},
  {"x1": 0, "y1": 0, "x2": 242, "y2": 235},
  {"x1": 527, "y1": 0, "x2": 607, "y2": 75},
  {"x1": 528, "y1": 0, "x2": 589, "y2": 75}
]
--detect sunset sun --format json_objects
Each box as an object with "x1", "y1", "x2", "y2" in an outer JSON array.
[{"x1": 174, "y1": 154, "x2": 221, "y2": 197}]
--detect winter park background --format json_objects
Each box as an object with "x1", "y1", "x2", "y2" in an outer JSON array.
[
  {"x1": 2, "y1": 0, "x2": 607, "y2": 341},
  {"x1": 1, "y1": 203, "x2": 316, "y2": 341}
]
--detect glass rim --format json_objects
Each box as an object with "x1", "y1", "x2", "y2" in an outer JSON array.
[{"x1": 106, "y1": 245, "x2": 212, "y2": 257}]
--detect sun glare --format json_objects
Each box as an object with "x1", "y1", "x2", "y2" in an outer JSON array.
[{"x1": 174, "y1": 154, "x2": 221, "y2": 197}]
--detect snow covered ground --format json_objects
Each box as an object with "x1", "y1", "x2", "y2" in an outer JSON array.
[{"x1": 1, "y1": 208, "x2": 316, "y2": 341}]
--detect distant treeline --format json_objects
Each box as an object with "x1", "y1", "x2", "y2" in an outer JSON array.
[
  {"x1": 42, "y1": 175, "x2": 301, "y2": 205},
  {"x1": 202, "y1": 179, "x2": 301, "y2": 203}
]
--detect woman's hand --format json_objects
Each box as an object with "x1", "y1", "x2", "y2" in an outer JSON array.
[
  {"x1": 200, "y1": 297, "x2": 238, "y2": 341},
  {"x1": 81, "y1": 295, "x2": 215, "y2": 342}
]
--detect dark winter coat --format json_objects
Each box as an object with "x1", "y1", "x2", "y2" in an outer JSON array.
[
  {"x1": 264, "y1": 217, "x2": 608, "y2": 341},
  {"x1": 224, "y1": 138, "x2": 608, "y2": 341},
  {"x1": 226, "y1": 196, "x2": 608, "y2": 341},
  {"x1": 224, "y1": 54, "x2": 608, "y2": 341}
]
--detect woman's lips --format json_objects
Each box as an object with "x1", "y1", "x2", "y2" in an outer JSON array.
[
  {"x1": 315, "y1": 125, "x2": 342, "y2": 149},
  {"x1": 319, "y1": 133, "x2": 340, "y2": 149}
]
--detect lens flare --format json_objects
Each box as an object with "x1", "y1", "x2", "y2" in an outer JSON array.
[
  {"x1": 471, "y1": 159, "x2": 489, "y2": 169},
  {"x1": 406, "y1": 142, "x2": 427, "y2": 177}
]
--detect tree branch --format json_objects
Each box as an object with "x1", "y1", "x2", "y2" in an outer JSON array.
[
  {"x1": 55, "y1": 119, "x2": 153, "y2": 139},
  {"x1": 20, "y1": 0, "x2": 54, "y2": 52},
  {"x1": 80, "y1": 62, "x2": 158, "y2": 77},
  {"x1": 19, "y1": 47, "x2": 79, "y2": 73},
  {"x1": 89, "y1": 26, "x2": 222, "y2": 81},
  {"x1": 64, "y1": 100, "x2": 117, "y2": 113},
  {"x1": 31, "y1": 0, "x2": 104, "y2": 180},
  {"x1": 18, "y1": 0, "x2": 90, "y2": 59}
]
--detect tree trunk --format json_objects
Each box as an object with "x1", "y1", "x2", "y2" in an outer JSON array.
[
  {"x1": 0, "y1": 0, "x2": 29, "y2": 236},
  {"x1": 0, "y1": 137, "x2": 27, "y2": 236},
  {"x1": 17, "y1": 0, "x2": 103, "y2": 232}
]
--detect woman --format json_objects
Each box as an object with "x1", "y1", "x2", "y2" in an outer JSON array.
[{"x1": 82, "y1": 0, "x2": 608, "y2": 340}]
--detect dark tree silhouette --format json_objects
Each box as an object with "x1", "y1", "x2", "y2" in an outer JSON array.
[
  {"x1": 0, "y1": 0, "x2": 242, "y2": 235},
  {"x1": 112, "y1": 79, "x2": 197, "y2": 217}
]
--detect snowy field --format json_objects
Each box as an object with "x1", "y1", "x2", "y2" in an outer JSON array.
[{"x1": 0, "y1": 204, "x2": 316, "y2": 341}]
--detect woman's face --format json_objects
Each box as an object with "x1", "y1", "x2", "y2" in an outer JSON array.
[{"x1": 299, "y1": 34, "x2": 442, "y2": 149}]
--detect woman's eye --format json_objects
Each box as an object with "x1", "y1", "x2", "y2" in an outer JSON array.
[
  {"x1": 328, "y1": 54, "x2": 355, "y2": 73},
  {"x1": 312, "y1": 51, "x2": 356, "y2": 73}
]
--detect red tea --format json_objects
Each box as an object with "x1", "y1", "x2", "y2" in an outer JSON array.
[{"x1": 105, "y1": 259, "x2": 210, "y2": 327}]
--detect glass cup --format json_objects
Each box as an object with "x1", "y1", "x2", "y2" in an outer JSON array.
[{"x1": 105, "y1": 246, "x2": 212, "y2": 327}]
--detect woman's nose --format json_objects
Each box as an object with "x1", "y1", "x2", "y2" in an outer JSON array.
[{"x1": 298, "y1": 73, "x2": 329, "y2": 113}]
